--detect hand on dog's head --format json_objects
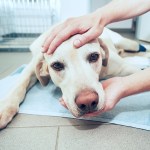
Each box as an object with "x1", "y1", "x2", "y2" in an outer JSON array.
[{"x1": 36, "y1": 36, "x2": 109, "y2": 117}]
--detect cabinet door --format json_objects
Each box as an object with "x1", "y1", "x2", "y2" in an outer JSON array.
[{"x1": 136, "y1": 12, "x2": 150, "y2": 42}]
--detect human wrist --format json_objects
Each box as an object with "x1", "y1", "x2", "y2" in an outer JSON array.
[
  {"x1": 120, "y1": 76, "x2": 136, "y2": 98},
  {"x1": 116, "y1": 76, "x2": 130, "y2": 99},
  {"x1": 93, "y1": 8, "x2": 109, "y2": 27},
  {"x1": 90, "y1": 8, "x2": 109, "y2": 31}
]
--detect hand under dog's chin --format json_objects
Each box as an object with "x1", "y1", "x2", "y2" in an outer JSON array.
[
  {"x1": 69, "y1": 108, "x2": 103, "y2": 118},
  {"x1": 82, "y1": 111, "x2": 102, "y2": 118},
  {"x1": 59, "y1": 98, "x2": 104, "y2": 118}
]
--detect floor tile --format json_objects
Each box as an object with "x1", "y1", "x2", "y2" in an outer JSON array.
[
  {"x1": 8, "y1": 114, "x2": 104, "y2": 128},
  {"x1": 0, "y1": 52, "x2": 32, "y2": 79},
  {"x1": 57, "y1": 124, "x2": 150, "y2": 150},
  {"x1": 0, "y1": 127, "x2": 58, "y2": 150}
]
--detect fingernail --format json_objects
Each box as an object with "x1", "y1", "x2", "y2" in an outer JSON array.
[
  {"x1": 47, "y1": 49, "x2": 52, "y2": 55},
  {"x1": 41, "y1": 49, "x2": 45, "y2": 53},
  {"x1": 41, "y1": 46, "x2": 46, "y2": 52},
  {"x1": 74, "y1": 39, "x2": 81, "y2": 47},
  {"x1": 59, "y1": 98, "x2": 63, "y2": 102}
]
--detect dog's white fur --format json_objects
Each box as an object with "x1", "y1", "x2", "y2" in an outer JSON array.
[{"x1": 0, "y1": 27, "x2": 142, "y2": 128}]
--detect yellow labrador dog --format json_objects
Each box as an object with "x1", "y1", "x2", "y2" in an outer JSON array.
[{"x1": 0, "y1": 27, "x2": 146, "y2": 129}]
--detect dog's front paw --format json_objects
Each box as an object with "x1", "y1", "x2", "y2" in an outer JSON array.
[{"x1": 0, "y1": 101, "x2": 19, "y2": 129}]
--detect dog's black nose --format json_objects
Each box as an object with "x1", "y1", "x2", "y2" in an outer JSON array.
[{"x1": 75, "y1": 90, "x2": 99, "y2": 112}]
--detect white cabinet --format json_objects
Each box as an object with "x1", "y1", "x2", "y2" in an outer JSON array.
[{"x1": 136, "y1": 12, "x2": 150, "y2": 42}]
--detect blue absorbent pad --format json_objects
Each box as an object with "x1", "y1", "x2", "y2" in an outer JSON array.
[{"x1": 0, "y1": 65, "x2": 150, "y2": 130}]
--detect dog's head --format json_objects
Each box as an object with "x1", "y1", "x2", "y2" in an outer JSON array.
[{"x1": 35, "y1": 35, "x2": 109, "y2": 117}]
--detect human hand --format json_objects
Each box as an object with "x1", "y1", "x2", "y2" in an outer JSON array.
[
  {"x1": 83, "y1": 77, "x2": 126, "y2": 117},
  {"x1": 59, "y1": 77, "x2": 126, "y2": 117},
  {"x1": 42, "y1": 11, "x2": 105, "y2": 54},
  {"x1": 100, "y1": 77, "x2": 126, "y2": 112}
]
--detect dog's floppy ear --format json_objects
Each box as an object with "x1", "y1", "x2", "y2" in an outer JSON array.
[
  {"x1": 35, "y1": 60, "x2": 50, "y2": 86},
  {"x1": 98, "y1": 38, "x2": 109, "y2": 67}
]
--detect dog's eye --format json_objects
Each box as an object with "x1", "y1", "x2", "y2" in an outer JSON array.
[
  {"x1": 88, "y1": 52, "x2": 99, "y2": 63},
  {"x1": 51, "y1": 62, "x2": 64, "y2": 71}
]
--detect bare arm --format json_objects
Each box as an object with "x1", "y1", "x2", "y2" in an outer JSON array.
[
  {"x1": 97, "y1": 0, "x2": 150, "y2": 26},
  {"x1": 59, "y1": 69, "x2": 150, "y2": 116},
  {"x1": 98, "y1": 68, "x2": 150, "y2": 113},
  {"x1": 42, "y1": 0, "x2": 150, "y2": 54},
  {"x1": 122, "y1": 68, "x2": 150, "y2": 97}
]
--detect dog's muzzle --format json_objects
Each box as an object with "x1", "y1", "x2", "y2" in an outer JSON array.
[{"x1": 75, "y1": 90, "x2": 99, "y2": 116}]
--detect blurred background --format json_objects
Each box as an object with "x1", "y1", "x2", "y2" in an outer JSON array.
[
  {"x1": 0, "y1": 0, "x2": 150, "y2": 52},
  {"x1": 0, "y1": 1, "x2": 150, "y2": 148}
]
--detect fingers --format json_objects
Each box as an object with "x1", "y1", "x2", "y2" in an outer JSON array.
[
  {"x1": 42, "y1": 34, "x2": 56, "y2": 53},
  {"x1": 42, "y1": 17, "x2": 104, "y2": 54},
  {"x1": 59, "y1": 98, "x2": 68, "y2": 109},
  {"x1": 42, "y1": 24, "x2": 65, "y2": 53},
  {"x1": 101, "y1": 80, "x2": 109, "y2": 89},
  {"x1": 73, "y1": 25, "x2": 103, "y2": 48},
  {"x1": 42, "y1": 17, "x2": 82, "y2": 54},
  {"x1": 101, "y1": 78, "x2": 115, "y2": 89},
  {"x1": 46, "y1": 26, "x2": 81, "y2": 54}
]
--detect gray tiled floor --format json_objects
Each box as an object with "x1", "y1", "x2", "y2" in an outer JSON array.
[
  {"x1": 0, "y1": 52, "x2": 150, "y2": 150},
  {"x1": 0, "y1": 127, "x2": 58, "y2": 150}
]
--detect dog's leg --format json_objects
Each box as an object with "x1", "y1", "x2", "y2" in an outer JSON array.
[
  {"x1": 106, "y1": 29, "x2": 147, "y2": 52},
  {"x1": 0, "y1": 54, "x2": 42, "y2": 129},
  {"x1": 118, "y1": 62, "x2": 140, "y2": 76},
  {"x1": 115, "y1": 37, "x2": 147, "y2": 53}
]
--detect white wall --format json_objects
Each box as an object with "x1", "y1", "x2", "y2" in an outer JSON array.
[
  {"x1": 136, "y1": 12, "x2": 150, "y2": 42},
  {"x1": 60, "y1": 0, "x2": 133, "y2": 29},
  {"x1": 90, "y1": 0, "x2": 133, "y2": 29},
  {"x1": 0, "y1": 0, "x2": 134, "y2": 37},
  {"x1": 60, "y1": 0, "x2": 90, "y2": 21}
]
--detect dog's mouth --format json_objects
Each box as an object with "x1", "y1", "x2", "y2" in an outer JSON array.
[
  {"x1": 77, "y1": 107, "x2": 105, "y2": 118},
  {"x1": 71, "y1": 109, "x2": 104, "y2": 118},
  {"x1": 75, "y1": 107, "x2": 98, "y2": 118},
  {"x1": 59, "y1": 98, "x2": 103, "y2": 118},
  {"x1": 82, "y1": 110, "x2": 102, "y2": 117}
]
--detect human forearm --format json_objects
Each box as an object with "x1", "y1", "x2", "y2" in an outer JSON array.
[
  {"x1": 95, "y1": 0, "x2": 150, "y2": 26},
  {"x1": 122, "y1": 69, "x2": 150, "y2": 97},
  {"x1": 43, "y1": 0, "x2": 150, "y2": 54}
]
